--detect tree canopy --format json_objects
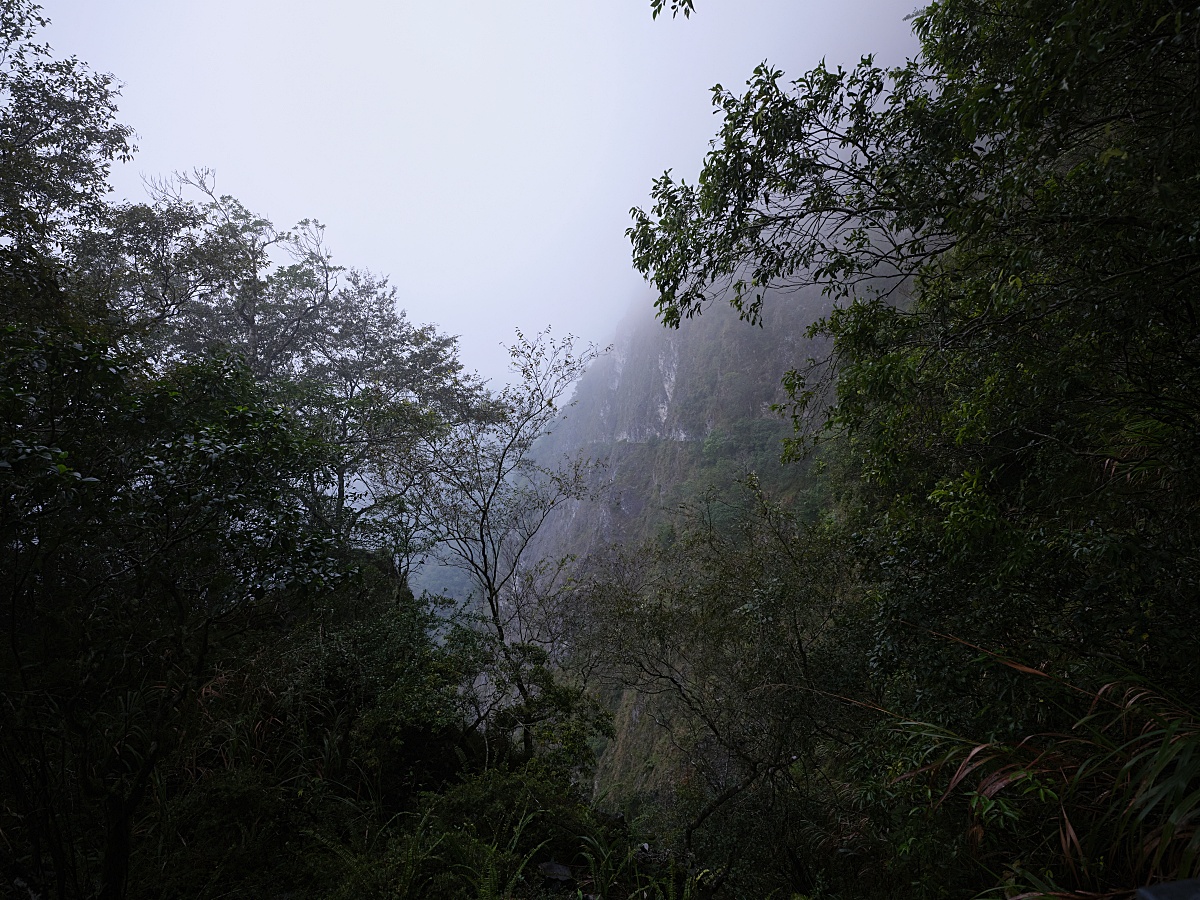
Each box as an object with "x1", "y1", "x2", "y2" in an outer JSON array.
[
  {"x1": 630, "y1": 0, "x2": 1200, "y2": 693},
  {"x1": 0, "y1": 6, "x2": 616, "y2": 898},
  {"x1": 619, "y1": 0, "x2": 1200, "y2": 895}
]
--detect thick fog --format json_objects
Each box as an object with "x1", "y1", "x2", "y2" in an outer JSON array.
[{"x1": 43, "y1": 0, "x2": 918, "y2": 384}]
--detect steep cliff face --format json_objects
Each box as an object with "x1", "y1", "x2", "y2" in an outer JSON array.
[
  {"x1": 536, "y1": 288, "x2": 831, "y2": 559},
  {"x1": 530, "y1": 290, "x2": 831, "y2": 811},
  {"x1": 552, "y1": 292, "x2": 823, "y2": 444}
]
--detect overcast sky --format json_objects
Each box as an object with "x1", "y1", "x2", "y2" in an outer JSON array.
[{"x1": 43, "y1": 0, "x2": 918, "y2": 384}]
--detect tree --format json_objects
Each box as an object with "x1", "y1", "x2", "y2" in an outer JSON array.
[
  {"x1": 0, "y1": 4, "x2": 610, "y2": 897},
  {"x1": 284, "y1": 266, "x2": 480, "y2": 570},
  {"x1": 0, "y1": 305, "x2": 337, "y2": 899},
  {"x1": 630, "y1": 0, "x2": 1200, "y2": 695},
  {"x1": 627, "y1": 0, "x2": 1200, "y2": 894},
  {"x1": 0, "y1": 0, "x2": 133, "y2": 257},
  {"x1": 70, "y1": 171, "x2": 484, "y2": 574},
  {"x1": 0, "y1": 9, "x2": 464, "y2": 894},
  {"x1": 649, "y1": 0, "x2": 694, "y2": 19},
  {"x1": 425, "y1": 329, "x2": 600, "y2": 756}
]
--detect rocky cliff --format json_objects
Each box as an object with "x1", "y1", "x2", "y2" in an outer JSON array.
[{"x1": 536, "y1": 288, "x2": 831, "y2": 558}]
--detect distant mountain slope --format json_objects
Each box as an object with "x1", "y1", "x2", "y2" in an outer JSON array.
[{"x1": 536, "y1": 288, "x2": 831, "y2": 558}]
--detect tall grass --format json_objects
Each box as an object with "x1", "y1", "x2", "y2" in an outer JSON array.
[{"x1": 911, "y1": 677, "x2": 1200, "y2": 899}]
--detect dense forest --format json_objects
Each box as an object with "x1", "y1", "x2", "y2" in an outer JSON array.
[{"x1": 3, "y1": 0, "x2": 1199, "y2": 898}]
